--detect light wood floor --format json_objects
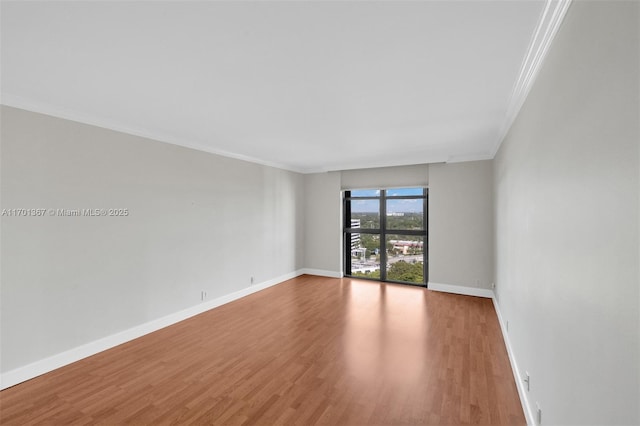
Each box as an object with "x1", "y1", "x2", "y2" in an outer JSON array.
[{"x1": 0, "y1": 275, "x2": 525, "y2": 425}]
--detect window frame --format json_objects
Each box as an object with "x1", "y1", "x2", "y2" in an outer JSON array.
[{"x1": 343, "y1": 187, "x2": 428, "y2": 287}]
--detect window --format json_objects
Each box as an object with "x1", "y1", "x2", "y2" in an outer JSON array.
[{"x1": 344, "y1": 187, "x2": 428, "y2": 286}]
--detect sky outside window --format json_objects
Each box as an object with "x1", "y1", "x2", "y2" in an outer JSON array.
[
  {"x1": 386, "y1": 188, "x2": 424, "y2": 197},
  {"x1": 351, "y1": 199, "x2": 379, "y2": 213},
  {"x1": 350, "y1": 189, "x2": 380, "y2": 197}
]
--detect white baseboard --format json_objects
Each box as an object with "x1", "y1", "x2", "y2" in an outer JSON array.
[
  {"x1": 492, "y1": 297, "x2": 535, "y2": 426},
  {"x1": 428, "y1": 282, "x2": 494, "y2": 298},
  {"x1": 0, "y1": 269, "x2": 304, "y2": 390},
  {"x1": 300, "y1": 268, "x2": 343, "y2": 278}
]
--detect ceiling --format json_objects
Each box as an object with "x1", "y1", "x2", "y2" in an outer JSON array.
[{"x1": 1, "y1": 1, "x2": 566, "y2": 173}]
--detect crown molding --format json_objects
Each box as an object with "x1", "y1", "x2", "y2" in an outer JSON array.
[
  {"x1": 0, "y1": 94, "x2": 307, "y2": 174},
  {"x1": 1, "y1": 95, "x2": 448, "y2": 175},
  {"x1": 446, "y1": 152, "x2": 494, "y2": 164},
  {"x1": 492, "y1": 0, "x2": 573, "y2": 157}
]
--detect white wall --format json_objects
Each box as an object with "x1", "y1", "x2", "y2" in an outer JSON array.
[
  {"x1": 494, "y1": 1, "x2": 639, "y2": 424},
  {"x1": 0, "y1": 106, "x2": 305, "y2": 374},
  {"x1": 303, "y1": 172, "x2": 342, "y2": 275},
  {"x1": 429, "y1": 160, "x2": 494, "y2": 290}
]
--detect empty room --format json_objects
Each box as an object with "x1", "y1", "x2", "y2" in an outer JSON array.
[{"x1": 1, "y1": 1, "x2": 638, "y2": 425}]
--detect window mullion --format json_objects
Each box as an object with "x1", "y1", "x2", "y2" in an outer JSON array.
[{"x1": 380, "y1": 190, "x2": 387, "y2": 281}]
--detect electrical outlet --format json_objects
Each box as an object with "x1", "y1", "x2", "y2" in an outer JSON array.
[
  {"x1": 506, "y1": 320, "x2": 509, "y2": 332},
  {"x1": 491, "y1": 282, "x2": 496, "y2": 289},
  {"x1": 201, "y1": 290, "x2": 207, "y2": 301},
  {"x1": 524, "y1": 372, "x2": 530, "y2": 391},
  {"x1": 536, "y1": 403, "x2": 542, "y2": 424},
  {"x1": 250, "y1": 276, "x2": 254, "y2": 284}
]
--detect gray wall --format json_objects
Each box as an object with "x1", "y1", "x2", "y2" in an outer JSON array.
[
  {"x1": 303, "y1": 172, "x2": 342, "y2": 274},
  {"x1": 303, "y1": 162, "x2": 495, "y2": 287},
  {"x1": 494, "y1": 1, "x2": 639, "y2": 424},
  {"x1": 340, "y1": 164, "x2": 428, "y2": 190},
  {"x1": 303, "y1": 164, "x2": 429, "y2": 276},
  {"x1": 0, "y1": 106, "x2": 305, "y2": 373},
  {"x1": 429, "y1": 160, "x2": 494, "y2": 288}
]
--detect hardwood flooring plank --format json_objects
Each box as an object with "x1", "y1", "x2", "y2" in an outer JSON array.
[{"x1": 0, "y1": 276, "x2": 525, "y2": 425}]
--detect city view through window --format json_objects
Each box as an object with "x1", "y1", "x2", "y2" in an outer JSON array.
[{"x1": 344, "y1": 188, "x2": 427, "y2": 285}]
